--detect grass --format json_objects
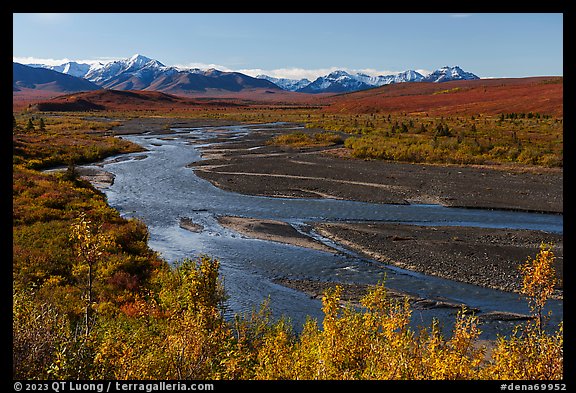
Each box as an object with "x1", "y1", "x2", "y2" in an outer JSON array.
[
  {"x1": 12, "y1": 108, "x2": 563, "y2": 380},
  {"x1": 269, "y1": 131, "x2": 344, "y2": 148},
  {"x1": 432, "y1": 87, "x2": 462, "y2": 95},
  {"x1": 13, "y1": 113, "x2": 143, "y2": 169},
  {"x1": 15, "y1": 107, "x2": 563, "y2": 168},
  {"x1": 290, "y1": 112, "x2": 561, "y2": 167},
  {"x1": 111, "y1": 106, "x2": 561, "y2": 168}
]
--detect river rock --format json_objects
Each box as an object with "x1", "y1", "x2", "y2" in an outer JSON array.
[
  {"x1": 411, "y1": 298, "x2": 479, "y2": 313},
  {"x1": 179, "y1": 217, "x2": 204, "y2": 233},
  {"x1": 478, "y1": 311, "x2": 534, "y2": 322}
]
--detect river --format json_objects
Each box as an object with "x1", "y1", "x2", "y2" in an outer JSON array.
[{"x1": 85, "y1": 122, "x2": 563, "y2": 339}]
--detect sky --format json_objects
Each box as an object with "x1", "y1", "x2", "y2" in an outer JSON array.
[{"x1": 13, "y1": 13, "x2": 563, "y2": 80}]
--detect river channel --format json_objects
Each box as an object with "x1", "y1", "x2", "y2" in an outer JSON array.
[{"x1": 85, "y1": 123, "x2": 563, "y2": 339}]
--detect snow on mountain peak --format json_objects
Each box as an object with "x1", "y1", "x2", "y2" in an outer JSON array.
[
  {"x1": 327, "y1": 70, "x2": 352, "y2": 78},
  {"x1": 421, "y1": 65, "x2": 479, "y2": 83},
  {"x1": 57, "y1": 62, "x2": 91, "y2": 78},
  {"x1": 20, "y1": 55, "x2": 480, "y2": 94},
  {"x1": 256, "y1": 75, "x2": 311, "y2": 91},
  {"x1": 296, "y1": 65, "x2": 478, "y2": 93},
  {"x1": 127, "y1": 54, "x2": 165, "y2": 68},
  {"x1": 130, "y1": 53, "x2": 148, "y2": 62},
  {"x1": 84, "y1": 54, "x2": 167, "y2": 82}
]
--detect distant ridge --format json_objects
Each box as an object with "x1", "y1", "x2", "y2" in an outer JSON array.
[
  {"x1": 24, "y1": 77, "x2": 562, "y2": 119},
  {"x1": 13, "y1": 62, "x2": 100, "y2": 92},
  {"x1": 320, "y1": 77, "x2": 563, "y2": 117},
  {"x1": 22, "y1": 55, "x2": 480, "y2": 95},
  {"x1": 256, "y1": 75, "x2": 312, "y2": 91},
  {"x1": 259, "y1": 66, "x2": 479, "y2": 93},
  {"x1": 80, "y1": 54, "x2": 280, "y2": 95},
  {"x1": 29, "y1": 89, "x2": 247, "y2": 111},
  {"x1": 23, "y1": 54, "x2": 281, "y2": 96}
]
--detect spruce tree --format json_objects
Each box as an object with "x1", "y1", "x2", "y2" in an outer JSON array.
[{"x1": 26, "y1": 118, "x2": 35, "y2": 131}]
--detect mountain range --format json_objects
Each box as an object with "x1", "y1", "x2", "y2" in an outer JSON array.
[
  {"x1": 13, "y1": 62, "x2": 100, "y2": 92},
  {"x1": 17, "y1": 54, "x2": 480, "y2": 95},
  {"x1": 17, "y1": 54, "x2": 280, "y2": 96},
  {"x1": 256, "y1": 75, "x2": 312, "y2": 91},
  {"x1": 26, "y1": 61, "x2": 98, "y2": 78},
  {"x1": 275, "y1": 66, "x2": 478, "y2": 93}
]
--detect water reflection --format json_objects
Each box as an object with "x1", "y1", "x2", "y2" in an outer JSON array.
[{"x1": 89, "y1": 124, "x2": 562, "y2": 338}]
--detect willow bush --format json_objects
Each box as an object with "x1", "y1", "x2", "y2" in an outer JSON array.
[{"x1": 13, "y1": 218, "x2": 563, "y2": 380}]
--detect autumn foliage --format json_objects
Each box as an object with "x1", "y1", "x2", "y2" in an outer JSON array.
[
  {"x1": 14, "y1": 229, "x2": 563, "y2": 379},
  {"x1": 12, "y1": 113, "x2": 562, "y2": 380}
]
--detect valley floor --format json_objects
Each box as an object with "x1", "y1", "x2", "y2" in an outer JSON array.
[
  {"x1": 189, "y1": 123, "x2": 562, "y2": 214},
  {"x1": 112, "y1": 118, "x2": 564, "y2": 300}
]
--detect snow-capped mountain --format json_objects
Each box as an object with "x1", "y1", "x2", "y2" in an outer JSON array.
[
  {"x1": 383, "y1": 70, "x2": 425, "y2": 84},
  {"x1": 353, "y1": 70, "x2": 425, "y2": 87},
  {"x1": 72, "y1": 54, "x2": 279, "y2": 93},
  {"x1": 27, "y1": 61, "x2": 100, "y2": 78},
  {"x1": 421, "y1": 66, "x2": 479, "y2": 83},
  {"x1": 297, "y1": 70, "x2": 373, "y2": 94},
  {"x1": 13, "y1": 62, "x2": 100, "y2": 92},
  {"x1": 60, "y1": 62, "x2": 95, "y2": 78},
  {"x1": 297, "y1": 66, "x2": 478, "y2": 93},
  {"x1": 19, "y1": 55, "x2": 480, "y2": 95},
  {"x1": 84, "y1": 54, "x2": 169, "y2": 85},
  {"x1": 295, "y1": 69, "x2": 426, "y2": 94},
  {"x1": 256, "y1": 75, "x2": 311, "y2": 92}
]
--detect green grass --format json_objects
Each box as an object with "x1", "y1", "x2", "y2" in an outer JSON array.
[
  {"x1": 12, "y1": 109, "x2": 563, "y2": 380},
  {"x1": 269, "y1": 131, "x2": 344, "y2": 147},
  {"x1": 305, "y1": 112, "x2": 563, "y2": 167},
  {"x1": 172, "y1": 108, "x2": 562, "y2": 168},
  {"x1": 13, "y1": 113, "x2": 143, "y2": 169}
]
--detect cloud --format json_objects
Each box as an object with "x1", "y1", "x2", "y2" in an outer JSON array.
[
  {"x1": 13, "y1": 56, "x2": 118, "y2": 66},
  {"x1": 239, "y1": 67, "x2": 341, "y2": 80},
  {"x1": 236, "y1": 67, "x2": 415, "y2": 81},
  {"x1": 172, "y1": 64, "x2": 407, "y2": 80},
  {"x1": 416, "y1": 69, "x2": 432, "y2": 76},
  {"x1": 13, "y1": 56, "x2": 68, "y2": 66},
  {"x1": 173, "y1": 62, "x2": 233, "y2": 71},
  {"x1": 12, "y1": 55, "x2": 435, "y2": 80}
]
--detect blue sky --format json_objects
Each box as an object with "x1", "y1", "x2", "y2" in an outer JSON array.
[{"x1": 13, "y1": 13, "x2": 563, "y2": 79}]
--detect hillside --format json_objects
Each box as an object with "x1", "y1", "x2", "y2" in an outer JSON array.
[
  {"x1": 15, "y1": 76, "x2": 563, "y2": 118},
  {"x1": 25, "y1": 55, "x2": 480, "y2": 95},
  {"x1": 13, "y1": 62, "x2": 100, "y2": 92},
  {"x1": 320, "y1": 77, "x2": 563, "y2": 117},
  {"x1": 28, "y1": 89, "x2": 248, "y2": 111}
]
